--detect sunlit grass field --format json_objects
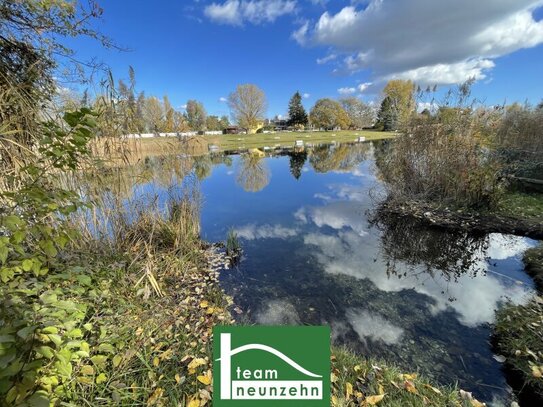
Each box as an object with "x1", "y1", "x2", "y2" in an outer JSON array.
[{"x1": 135, "y1": 129, "x2": 396, "y2": 156}]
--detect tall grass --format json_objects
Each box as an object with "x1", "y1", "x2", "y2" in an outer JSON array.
[
  {"x1": 494, "y1": 104, "x2": 543, "y2": 180},
  {"x1": 378, "y1": 86, "x2": 503, "y2": 209}
]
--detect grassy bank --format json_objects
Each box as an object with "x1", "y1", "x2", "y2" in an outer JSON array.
[
  {"x1": 524, "y1": 243, "x2": 543, "y2": 291},
  {"x1": 495, "y1": 192, "x2": 543, "y2": 225},
  {"x1": 494, "y1": 296, "x2": 543, "y2": 405},
  {"x1": 133, "y1": 130, "x2": 395, "y2": 157}
]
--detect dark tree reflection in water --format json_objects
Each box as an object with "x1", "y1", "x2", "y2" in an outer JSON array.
[{"x1": 371, "y1": 213, "x2": 489, "y2": 283}]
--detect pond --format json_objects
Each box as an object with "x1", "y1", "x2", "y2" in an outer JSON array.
[{"x1": 137, "y1": 141, "x2": 537, "y2": 405}]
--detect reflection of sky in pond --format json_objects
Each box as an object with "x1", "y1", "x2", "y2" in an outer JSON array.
[{"x1": 138, "y1": 143, "x2": 537, "y2": 405}]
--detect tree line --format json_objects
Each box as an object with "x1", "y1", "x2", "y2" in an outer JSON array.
[{"x1": 57, "y1": 72, "x2": 420, "y2": 135}]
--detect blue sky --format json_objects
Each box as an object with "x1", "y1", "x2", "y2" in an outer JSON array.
[{"x1": 67, "y1": 0, "x2": 543, "y2": 118}]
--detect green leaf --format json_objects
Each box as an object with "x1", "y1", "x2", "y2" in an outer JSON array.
[
  {"x1": 0, "y1": 335, "x2": 15, "y2": 343},
  {"x1": 47, "y1": 334, "x2": 62, "y2": 347},
  {"x1": 98, "y1": 343, "x2": 115, "y2": 354},
  {"x1": 36, "y1": 346, "x2": 55, "y2": 359},
  {"x1": 26, "y1": 391, "x2": 50, "y2": 407},
  {"x1": 40, "y1": 292, "x2": 58, "y2": 304},
  {"x1": 90, "y1": 355, "x2": 108, "y2": 368},
  {"x1": 22, "y1": 259, "x2": 33, "y2": 272},
  {"x1": 54, "y1": 359, "x2": 72, "y2": 379},
  {"x1": 112, "y1": 354, "x2": 122, "y2": 368},
  {"x1": 42, "y1": 326, "x2": 58, "y2": 335},
  {"x1": 0, "y1": 246, "x2": 8, "y2": 265},
  {"x1": 11, "y1": 230, "x2": 26, "y2": 244},
  {"x1": 96, "y1": 373, "x2": 107, "y2": 384},
  {"x1": 2, "y1": 215, "x2": 22, "y2": 230},
  {"x1": 41, "y1": 240, "x2": 58, "y2": 257},
  {"x1": 17, "y1": 326, "x2": 36, "y2": 340},
  {"x1": 66, "y1": 329, "x2": 83, "y2": 339}
]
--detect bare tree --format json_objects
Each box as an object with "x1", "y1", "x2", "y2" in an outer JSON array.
[
  {"x1": 228, "y1": 84, "x2": 267, "y2": 133},
  {"x1": 144, "y1": 97, "x2": 164, "y2": 133},
  {"x1": 340, "y1": 97, "x2": 376, "y2": 129}
]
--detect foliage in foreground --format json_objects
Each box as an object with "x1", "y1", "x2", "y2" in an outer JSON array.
[
  {"x1": 493, "y1": 296, "x2": 543, "y2": 404},
  {"x1": 331, "y1": 348, "x2": 482, "y2": 407}
]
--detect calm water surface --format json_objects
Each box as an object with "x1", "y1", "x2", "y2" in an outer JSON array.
[{"x1": 140, "y1": 142, "x2": 537, "y2": 405}]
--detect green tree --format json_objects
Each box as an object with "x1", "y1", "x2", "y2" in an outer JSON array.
[
  {"x1": 376, "y1": 96, "x2": 397, "y2": 131},
  {"x1": 309, "y1": 99, "x2": 350, "y2": 130},
  {"x1": 206, "y1": 115, "x2": 224, "y2": 131},
  {"x1": 186, "y1": 100, "x2": 207, "y2": 131},
  {"x1": 288, "y1": 91, "x2": 308, "y2": 128},
  {"x1": 288, "y1": 151, "x2": 308, "y2": 180},
  {"x1": 219, "y1": 115, "x2": 230, "y2": 129}
]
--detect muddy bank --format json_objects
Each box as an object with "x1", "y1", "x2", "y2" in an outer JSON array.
[{"x1": 377, "y1": 198, "x2": 543, "y2": 240}]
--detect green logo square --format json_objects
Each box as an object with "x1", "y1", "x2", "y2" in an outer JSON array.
[{"x1": 213, "y1": 326, "x2": 330, "y2": 406}]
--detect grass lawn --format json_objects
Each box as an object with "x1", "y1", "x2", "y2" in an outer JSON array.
[
  {"x1": 135, "y1": 129, "x2": 396, "y2": 156},
  {"x1": 495, "y1": 191, "x2": 543, "y2": 222}
]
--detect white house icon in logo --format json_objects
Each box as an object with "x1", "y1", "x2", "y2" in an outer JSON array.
[{"x1": 217, "y1": 333, "x2": 323, "y2": 400}]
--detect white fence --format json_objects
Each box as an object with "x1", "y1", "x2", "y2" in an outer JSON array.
[{"x1": 124, "y1": 130, "x2": 224, "y2": 139}]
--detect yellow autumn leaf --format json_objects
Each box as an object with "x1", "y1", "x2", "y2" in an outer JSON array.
[
  {"x1": 345, "y1": 382, "x2": 353, "y2": 398},
  {"x1": 147, "y1": 387, "x2": 164, "y2": 405},
  {"x1": 400, "y1": 373, "x2": 417, "y2": 381},
  {"x1": 532, "y1": 366, "x2": 542, "y2": 378},
  {"x1": 423, "y1": 383, "x2": 442, "y2": 394},
  {"x1": 404, "y1": 380, "x2": 418, "y2": 394},
  {"x1": 153, "y1": 357, "x2": 160, "y2": 367},
  {"x1": 80, "y1": 365, "x2": 94, "y2": 376},
  {"x1": 331, "y1": 372, "x2": 338, "y2": 383},
  {"x1": 471, "y1": 399, "x2": 486, "y2": 407},
  {"x1": 199, "y1": 301, "x2": 209, "y2": 308},
  {"x1": 354, "y1": 364, "x2": 362, "y2": 372},
  {"x1": 366, "y1": 394, "x2": 385, "y2": 405},
  {"x1": 331, "y1": 395, "x2": 340, "y2": 406},
  {"x1": 188, "y1": 358, "x2": 207, "y2": 370},
  {"x1": 197, "y1": 372, "x2": 212, "y2": 385},
  {"x1": 187, "y1": 398, "x2": 200, "y2": 407},
  {"x1": 76, "y1": 376, "x2": 94, "y2": 385},
  {"x1": 378, "y1": 383, "x2": 385, "y2": 395}
]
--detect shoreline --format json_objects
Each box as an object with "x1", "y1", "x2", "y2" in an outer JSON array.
[{"x1": 376, "y1": 198, "x2": 543, "y2": 240}]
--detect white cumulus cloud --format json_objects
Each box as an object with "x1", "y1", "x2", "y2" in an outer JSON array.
[
  {"x1": 357, "y1": 82, "x2": 372, "y2": 93},
  {"x1": 205, "y1": 0, "x2": 297, "y2": 26},
  {"x1": 296, "y1": 0, "x2": 543, "y2": 85},
  {"x1": 235, "y1": 223, "x2": 299, "y2": 240},
  {"x1": 338, "y1": 86, "x2": 357, "y2": 95}
]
